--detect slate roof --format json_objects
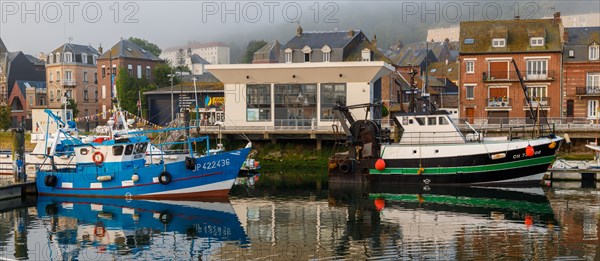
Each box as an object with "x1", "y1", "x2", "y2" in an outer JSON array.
[
  {"x1": 564, "y1": 27, "x2": 600, "y2": 62},
  {"x1": 190, "y1": 54, "x2": 210, "y2": 64},
  {"x1": 343, "y1": 40, "x2": 393, "y2": 64},
  {"x1": 459, "y1": 18, "x2": 563, "y2": 54},
  {"x1": 282, "y1": 30, "x2": 362, "y2": 50},
  {"x1": 24, "y1": 54, "x2": 45, "y2": 66},
  {"x1": 388, "y1": 42, "x2": 446, "y2": 66},
  {"x1": 426, "y1": 62, "x2": 459, "y2": 82},
  {"x1": 99, "y1": 39, "x2": 162, "y2": 61},
  {"x1": 0, "y1": 38, "x2": 7, "y2": 54},
  {"x1": 15, "y1": 80, "x2": 46, "y2": 95},
  {"x1": 50, "y1": 43, "x2": 100, "y2": 57}
]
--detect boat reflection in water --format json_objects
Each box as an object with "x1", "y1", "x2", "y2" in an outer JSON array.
[
  {"x1": 328, "y1": 184, "x2": 558, "y2": 260},
  {"x1": 37, "y1": 196, "x2": 249, "y2": 260}
]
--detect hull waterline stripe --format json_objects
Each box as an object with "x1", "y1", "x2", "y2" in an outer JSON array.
[
  {"x1": 52, "y1": 171, "x2": 224, "y2": 190},
  {"x1": 370, "y1": 155, "x2": 555, "y2": 175}
]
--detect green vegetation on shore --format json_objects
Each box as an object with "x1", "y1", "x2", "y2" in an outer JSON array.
[{"x1": 0, "y1": 132, "x2": 34, "y2": 151}]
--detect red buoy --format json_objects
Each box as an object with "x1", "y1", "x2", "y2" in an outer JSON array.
[
  {"x1": 525, "y1": 145, "x2": 535, "y2": 157},
  {"x1": 374, "y1": 198, "x2": 385, "y2": 212},
  {"x1": 524, "y1": 214, "x2": 533, "y2": 227},
  {"x1": 375, "y1": 159, "x2": 386, "y2": 171}
]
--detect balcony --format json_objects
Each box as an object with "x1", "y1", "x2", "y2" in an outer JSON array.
[
  {"x1": 62, "y1": 80, "x2": 77, "y2": 87},
  {"x1": 482, "y1": 70, "x2": 555, "y2": 82},
  {"x1": 576, "y1": 86, "x2": 600, "y2": 96},
  {"x1": 486, "y1": 97, "x2": 512, "y2": 110},
  {"x1": 524, "y1": 97, "x2": 550, "y2": 107}
]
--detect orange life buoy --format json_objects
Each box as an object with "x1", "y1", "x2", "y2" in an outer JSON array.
[
  {"x1": 92, "y1": 151, "x2": 105, "y2": 165},
  {"x1": 94, "y1": 222, "x2": 106, "y2": 237}
]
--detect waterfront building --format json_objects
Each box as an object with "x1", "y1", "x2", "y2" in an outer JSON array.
[
  {"x1": 96, "y1": 39, "x2": 163, "y2": 119},
  {"x1": 207, "y1": 61, "x2": 393, "y2": 130},
  {"x1": 458, "y1": 13, "x2": 565, "y2": 124},
  {"x1": 562, "y1": 27, "x2": 600, "y2": 122},
  {"x1": 45, "y1": 43, "x2": 100, "y2": 121},
  {"x1": 0, "y1": 38, "x2": 45, "y2": 105},
  {"x1": 7, "y1": 80, "x2": 46, "y2": 128}
]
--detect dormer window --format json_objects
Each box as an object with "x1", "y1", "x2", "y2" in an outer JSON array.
[
  {"x1": 530, "y1": 37, "x2": 544, "y2": 46},
  {"x1": 92, "y1": 55, "x2": 98, "y2": 65},
  {"x1": 64, "y1": 52, "x2": 73, "y2": 63},
  {"x1": 361, "y1": 48, "x2": 371, "y2": 62},
  {"x1": 492, "y1": 38, "x2": 506, "y2": 48},
  {"x1": 55, "y1": 53, "x2": 61, "y2": 63},
  {"x1": 590, "y1": 43, "x2": 599, "y2": 60},
  {"x1": 48, "y1": 54, "x2": 53, "y2": 64},
  {"x1": 302, "y1": 46, "x2": 312, "y2": 63},
  {"x1": 568, "y1": 49, "x2": 574, "y2": 58},
  {"x1": 82, "y1": 53, "x2": 88, "y2": 64},
  {"x1": 284, "y1": 48, "x2": 292, "y2": 63},
  {"x1": 321, "y1": 45, "x2": 331, "y2": 62}
]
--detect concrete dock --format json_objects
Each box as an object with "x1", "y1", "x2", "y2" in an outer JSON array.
[{"x1": 0, "y1": 175, "x2": 36, "y2": 200}]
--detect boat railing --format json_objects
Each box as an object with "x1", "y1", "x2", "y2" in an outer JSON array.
[{"x1": 399, "y1": 131, "x2": 468, "y2": 145}]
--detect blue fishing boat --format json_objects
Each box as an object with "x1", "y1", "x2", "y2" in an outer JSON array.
[
  {"x1": 36, "y1": 196, "x2": 249, "y2": 258},
  {"x1": 36, "y1": 110, "x2": 251, "y2": 199}
]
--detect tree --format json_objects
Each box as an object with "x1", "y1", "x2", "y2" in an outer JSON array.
[
  {"x1": 0, "y1": 105, "x2": 10, "y2": 130},
  {"x1": 153, "y1": 63, "x2": 180, "y2": 88},
  {"x1": 67, "y1": 99, "x2": 79, "y2": 118},
  {"x1": 116, "y1": 68, "x2": 155, "y2": 116},
  {"x1": 241, "y1": 40, "x2": 268, "y2": 64},
  {"x1": 129, "y1": 37, "x2": 162, "y2": 57}
]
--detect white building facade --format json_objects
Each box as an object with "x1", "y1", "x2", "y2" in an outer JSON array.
[
  {"x1": 207, "y1": 62, "x2": 393, "y2": 129},
  {"x1": 161, "y1": 45, "x2": 230, "y2": 65}
]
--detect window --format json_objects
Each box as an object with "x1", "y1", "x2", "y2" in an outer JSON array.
[
  {"x1": 274, "y1": 84, "x2": 317, "y2": 126},
  {"x1": 464, "y1": 38, "x2": 475, "y2": 44},
  {"x1": 83, "y1": 72, "x2": 88, "y2": 83},
  {"x1": 361, "y1": 48, "x2": 371, "y2": 61},
  {"x1": 465, "y1": 84, "x2": 475, "y2": 100},
  {"x1": 588, "y1": 100, "x2": 598, "y2": 119},
  {"x1": 94, "y1": 73, "x2": 98, "y2": 83},
  {"x1": 322, "y1": 45, "x2": 331, "y2": 62},
  {"x1": 320, "y1": 83, "x2": 346, "y2": 120},
  {"x1": 29, "y1": 95, "x2": 33, "y2": 106},
  {"x1": 588, "y1": 73, "x2": 600, "y2": 93},
  {"x1": 112, "y1": 145, "x2": 124, "y2": 156},
  {"x1": 92, "y1": 55, "x2": 97, "y2": 65},
  {"x1": 427, "y1": 117, "x2": 437, "y2": 125},
  {"x1": 526, "y1": 60, "x2": 548, "y2": 80},
  {"x1": 57, "y1": 90, "x2": 61, "y2": 99},
  {"x1": 530, "y1": 37, "x2": 544, "y2": 46},
  {"x1": 137, "y1": 65, "x2": 142, "y2": 79},
  {"x1": 102, "y1": 67, "x2": 106, "y2": 78},
  {"x1": 146, "y1": 66, "x2": 151, "y2": 79},
  {"x1": 56, "y1": 53, "x2": 61, "y2": 63},
  {"x1": 246, "y1": 84, "x2": 271, "y2": 121},
  {"x1": 568, "y1": 49, "x2": 574, "y2": 57},
  {"x1": 48, "y1": 54, "x2": 53, "y2": 64},
  {"x1": 590, "y1": 44, "x2": 599, "y2": 60},
  {"x1": 50, "y1": 91, "x2": 54, "y2": 101},
  {"x1": 102, "y1": 85, "x2": 106, "y2": 99},
  {"x1": 65, "y1": 71, "x2": 72, "y2": 81},
  {"x1": 466, "y1": 61, "x2": 474, "y2": 73},
  {"x1": 284, "y1": 48, "x2": 292, "y2": 63},
  {"x1": 128, "y1": 64, "x2": 133, "y2": 77},
  {"x1": 82, "y1": 53, "x2": 88, "y2": 64},
  {"x1": 56, "y1": 71, "x2": 61, "y2": 81},
  {"x1": 94, "y1": 90, "x2": 98, "y2": 101},
  {"x1": 415, "y1": 117, "x2": 425, "y2": 125},
  {"x1": 492, "y1": 38, "x2": 506, "y2": 47},
  {"x1": 49, "y1": 72, "x2": 53, "y2": 82},
  {"x1": 83, "y1": 90, "x2": 88, "y2": 101},
  {"x1": 64, "y1": 52, "x2": 73, "y2": 63},
  {"x1": 439, "y1": 116, "x2": 449, "y2": 125},
  {"x1": 527, "y1": 86, "x2": 547, "y2": 101},
  {"x1": 125, "y1": 145, "x2": 133, "y2": 155}
]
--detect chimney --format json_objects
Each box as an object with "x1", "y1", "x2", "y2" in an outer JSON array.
[
  {"x1": 38, "y1": 52, "x2": 46, "y2": 62},
  {"x1": 563, "y1": 29, "x2": 569, "y2": 43},
  {"x1": 373, "y1": 34, "x2": 377, "y2": 47},
  {"x1": 348, "y1": 30, "x2": 355, "y2": 37},
  {"x1": 98, "y1": 44, "x2": 103, "y2": 54},
  {"x1": 553, "y1": 12, "x2": 561, "y2": 24},
  {"x1": 296, "y1": 25, "x2": 303, "y2": 36}
]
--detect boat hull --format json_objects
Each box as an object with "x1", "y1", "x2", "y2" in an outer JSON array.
[
  {"x1": 330, "y1": 137, "x2": 563, "y2": 185},
  {"x1": 36, "y1": 147, "x2": 251, "y2": 199}
]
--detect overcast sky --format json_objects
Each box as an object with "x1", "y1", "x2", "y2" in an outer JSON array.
[{"x1": 1, "y1": 1, "x2": 598, "y2": 56}]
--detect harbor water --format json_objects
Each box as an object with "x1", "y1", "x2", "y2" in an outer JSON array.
[{"x1": 0, "y1": 180, "x2": 599, "y2": 260}]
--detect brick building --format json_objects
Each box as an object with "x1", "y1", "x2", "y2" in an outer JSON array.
[
  {"x1": 459, "y1": 14, "x2": 565, "y2": 124},
  {"x1": 563, "y1": 27, "x2": 600, "y2": 121}
]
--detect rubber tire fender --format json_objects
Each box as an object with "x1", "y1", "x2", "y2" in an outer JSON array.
[
  {"x1": 159, "y1": 171, "x2": 172, "y2": 185},
  {"x1": 44, "y1": 175, "x2": 57, "y2": 187}
]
